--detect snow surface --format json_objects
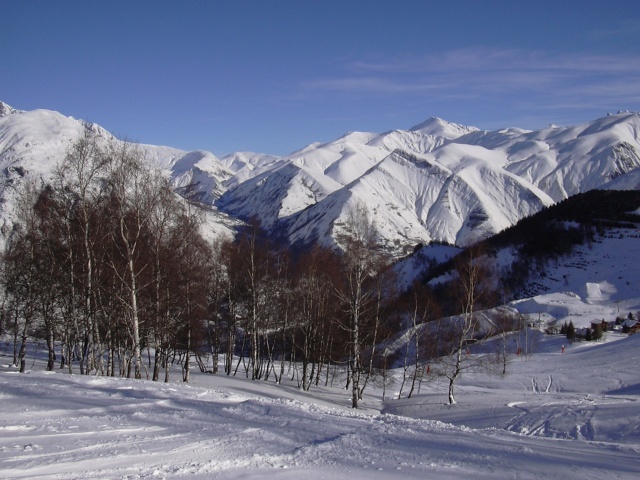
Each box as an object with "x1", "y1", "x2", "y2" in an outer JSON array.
[{"x1": 1, "y1": 328, "x2": 639, "y2": 479}]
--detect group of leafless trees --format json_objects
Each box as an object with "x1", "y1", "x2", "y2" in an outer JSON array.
[
  {"x1": 207, "y1": 202, "x2": 395, "y2": 408},
  {"x1": 389, "y1": 249, "x2": 528, "y2": 405},
  {"x1": 0, "y1": 133, "x2": 400, "y2": 407},
  {"x1": 1, "y1": 132, "x2": 210, "y2": 382},
  {"x1": 0, "y1": 132, "x2": 526, "y2": 407}
]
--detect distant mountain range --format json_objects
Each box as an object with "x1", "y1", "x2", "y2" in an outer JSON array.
[{"x1": 1, "y1": 101, "x2": 639, "y2": 254}]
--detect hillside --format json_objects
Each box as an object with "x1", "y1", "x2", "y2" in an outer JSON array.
[
  {"x1": 216, "y1": 111, "x2": 640, "y2": 253},
  {"x1": 490, "y1": 190, "x2": 640, "y2": 304},
  {"x1": 396, "y1": 190, "x2": 640, "y2": 304}
]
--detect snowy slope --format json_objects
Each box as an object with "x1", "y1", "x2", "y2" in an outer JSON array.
[
  {"x1": 510, "y1": 225, "x2": 640, "y2": 320},
  {"x1": 424, "y1": 145, "x2": 554, "y2": 245},
  {"x1": 220, "y1": 151, "x2": 282, "y2": 188},
  {"x1": 1, "y1": 330, "x2": 639, "y2": 479},
  {"x1": 217, "y1": 120, "x2": 486, "y2": 249},
  {"x1": 217, "y1": 162, "x2": 343, "y2": 230},
  {"x1": 0, "y1": 104, "x2": 99, "y2": 235},
  {"x1": 384, "y1": 332, "x2": 640, "y2": 444},
  {"x1": 278, "y1": 148, "x2": 552, "y2": 252}
]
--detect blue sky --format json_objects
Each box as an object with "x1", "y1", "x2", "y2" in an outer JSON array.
[{"x1": 3, "y1": 1, "x2": 640, "y2": 156}]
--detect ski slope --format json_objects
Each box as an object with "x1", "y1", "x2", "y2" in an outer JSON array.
[{"x1": 1, "y1": 331, "x2": 639, "y2": 479}]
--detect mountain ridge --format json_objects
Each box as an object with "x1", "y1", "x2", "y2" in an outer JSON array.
[{"x1": 0, "y1": 101, "x2": 638, "y2": 255}]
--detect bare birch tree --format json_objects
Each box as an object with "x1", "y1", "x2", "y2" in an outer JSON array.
[
  {"x1": 335, "y1": 201, "x2": 383, "y2": 408},
  {"x1": 55, "y1": 129, "x2": 111, "y2": 374},
  {"x1": 437, "y1": 247, "x2": 492, "y2": 405},
  {"x1": 106, "y1": 140, "x2": 162, "y2": 379}
]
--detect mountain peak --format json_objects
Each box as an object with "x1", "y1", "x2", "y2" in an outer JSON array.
[
  {"x1": 409, "y1": 116, "x2": 479, "y2": 139},
  {"x1": 0, "y1": 101, "x2": 21, "y2": 117}
]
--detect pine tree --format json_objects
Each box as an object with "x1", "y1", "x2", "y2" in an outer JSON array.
[{"x1": 566, "y1": 320, "x2": 576, "y2": 341}]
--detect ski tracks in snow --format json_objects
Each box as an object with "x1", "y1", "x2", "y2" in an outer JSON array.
[
  {"x1": 531, "y1": 374, "x2": 554, "y2": 394},
  {"x1": 2, "y1": 371, "x2": 640, "y2": 479}
]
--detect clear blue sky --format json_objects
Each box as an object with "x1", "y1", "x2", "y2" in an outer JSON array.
[{"x1": 3, "y1": 1, "x2": 640, "y2": 156}]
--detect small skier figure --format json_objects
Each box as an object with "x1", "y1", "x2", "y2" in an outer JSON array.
[{"x1": 561, "y1": 345, "x2": 565, "y2": 354}]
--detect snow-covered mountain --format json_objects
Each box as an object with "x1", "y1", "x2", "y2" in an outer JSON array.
[
  {"x1": 171, "y1": 150, "x2": 233, "y2": 205},
  {"x1": 1, "y1": 101, "x2": 639, "y2": 254},
  {"x1": 215, "y1": 112, "x2": 640, "y2": 253},
  {"x1": 0, "y1": 101, "x2": 237, "y2": 240},
  {"x1": 457, "y1": 113, "x2": 640, "y2": 201}
]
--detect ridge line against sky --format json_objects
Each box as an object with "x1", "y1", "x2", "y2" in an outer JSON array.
[{"x1": 3, "y1": 0, "x2": 640, "y2": 157}]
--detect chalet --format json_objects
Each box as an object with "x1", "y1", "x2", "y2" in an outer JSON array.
[{"x1": 621, "y1": 319, "x2": 640, "y2": 334}]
